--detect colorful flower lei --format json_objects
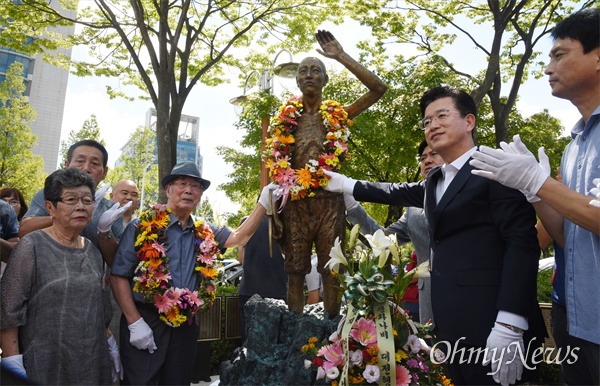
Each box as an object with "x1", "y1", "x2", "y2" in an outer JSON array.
[
  {"x1": 264, "y1": 96, "x2": 352, "y2": 205},
  {"x1": 132, "y1": 204, "x2": 221, "y2": 327}
]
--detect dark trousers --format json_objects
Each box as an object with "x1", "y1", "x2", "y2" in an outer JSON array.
[
  {"x1": 119, "y1": 303, "x2": 200, "y2": 385},
  {"x1": 552, "y1": 302, "x2": 600, "y2": 385}
]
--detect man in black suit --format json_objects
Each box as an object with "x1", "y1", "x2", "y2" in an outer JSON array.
[{"x1": 324, "y1": 86, "x2": 544, "y2": 385}]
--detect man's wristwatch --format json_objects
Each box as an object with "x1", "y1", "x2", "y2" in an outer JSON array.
[
  {"x1": 497, "y1": 322, "x2": 525, "y2": 334},
  {"x1": 98, "y1": 230, "x2": 113, "y2": 240}
]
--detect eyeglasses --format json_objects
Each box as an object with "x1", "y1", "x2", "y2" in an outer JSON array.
[
  {"x1": 418, "y1": 151, "x2": 440, "y2": 163},
  {"x1": 3, "y1": 199, "x2": 19, "y2": 207},
  {"x1": 171, "y1": 180, "x2": 203, "y2": 191},
  {"x1": 57, "y1": 195, "x2": 94, "y2": 206},
  {"x1": 418, "y1": 109, "x2": 455, "y2": 130}
]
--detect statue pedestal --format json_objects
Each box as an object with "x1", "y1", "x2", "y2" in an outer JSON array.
[{"x1": 219, "y1": 295, "x2": 340, "y2": 385}]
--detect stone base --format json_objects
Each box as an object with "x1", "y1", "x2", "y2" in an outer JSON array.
[{"x1": 219, "y1": 295, "x2": 341, "y2": 385}]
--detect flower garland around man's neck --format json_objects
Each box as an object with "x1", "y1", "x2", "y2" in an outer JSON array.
[
  {"x1": 132, "y1": 204, "x2": 221, "y2": 327},
  {"x1": 264, "y1": 96, "x2": 352, "y2": 207}
]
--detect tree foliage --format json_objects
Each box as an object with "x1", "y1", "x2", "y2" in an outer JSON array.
[
  {"x1": 0, "y1": 62, "x2": 44, "y2": 201},
  {"x1": 105, "y1": 126, "x2": 158, "y2": 211},
  {"x1": 2, "y1": 0, "x2": 347, "y2": 203},
  {"x1": 59, "y1": 114, "x2": 106, "y2": 166},
  {"x1": 347, "y1": 0, "x2": 594, "y2": 146}
]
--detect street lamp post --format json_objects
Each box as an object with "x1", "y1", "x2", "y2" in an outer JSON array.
[{"x1": 230, "y1": 50, "x2": 299, "y2": 189}]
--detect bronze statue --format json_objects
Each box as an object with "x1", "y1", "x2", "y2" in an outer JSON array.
[{"x1": 273, "y1": 30, "x2": 387, "y2": 316}]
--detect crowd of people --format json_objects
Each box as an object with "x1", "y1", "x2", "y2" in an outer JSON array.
[{"x1": 0, "y1": 8, "x2": 598, "y2": 386}]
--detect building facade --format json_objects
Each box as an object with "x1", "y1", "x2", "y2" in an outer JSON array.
[{"x1": 0, "y1": 4, "x2": 75, "y2": 174}]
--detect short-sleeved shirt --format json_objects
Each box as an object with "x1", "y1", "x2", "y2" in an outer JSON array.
[
  {"x1": 23, "y1": 188, "x2": 124, "y2": 246},
  {"x1": 560, "y1": 104, "x2": 600, "y2": 344},
  {"x1": 111, "y1": 212, "x2": 231, "y2": 303},
  {"x1": 0, "y1": 200, "x2": 19, "y2": 240}
]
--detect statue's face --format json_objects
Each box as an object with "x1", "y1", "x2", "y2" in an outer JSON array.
[{"x1": 297, "y1": 58, "x2": 328, "y2": 95}]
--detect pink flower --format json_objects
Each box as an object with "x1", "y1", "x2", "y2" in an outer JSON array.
[
  {"x1": 349, "y1": 318, "x2": 377, "y2": 347},
  {"x1": 153, "y1": 293, "x2": 176, "y2": 314},
  {"x1": 396, "y1": 364, "x2": 411, "y2": 386},
  {"x1": 187, "y1": 291, "x2": 202, "y2": 307},
  {"x1": 151, "y1": 241, "x2": 167, "y2": 256},
  {"x1": 318, "y1": 340, "x2": 344, "y2": 370},
  {"x1": 152, "y1": 271, "x2": 172, "y2": 283}
]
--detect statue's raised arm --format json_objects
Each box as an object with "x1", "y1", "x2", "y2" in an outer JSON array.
[{"x1": 315, "y1": 30, "x2": 387, "y2": 119}]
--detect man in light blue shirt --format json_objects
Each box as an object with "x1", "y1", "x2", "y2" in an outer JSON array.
[{"x1": 470, "y1": 9, "x2": 599, "y2": 385}]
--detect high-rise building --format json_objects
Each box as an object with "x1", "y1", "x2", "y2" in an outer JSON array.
[
  {"x1": 0, "y1": 3, "x2": 75, "y2": 174},
  {"x1": 118, "y1": 108, "x2": 203, "y2": 173}
]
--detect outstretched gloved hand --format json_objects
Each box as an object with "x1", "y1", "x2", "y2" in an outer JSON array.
[
  {"x1": 94, "y1": 184, "x2": 111, "y2": 208},
  {"x1": 1, "y1": 354, "x2": 27, "y2": 379},
  {"x1": 128, "y1": 317, "x2": 157, "y2": 353},
  {"x1": 107, "y1": 335, "x2": 124, "y2": 382},
  {"x1": 98, "y1": 201, "x2": 132, "y2": 233},
  {"x1": 590, "y1": 178, "x2": 600, "y2": 208},
  {"x1": 483, "y1": 324, "x2": 525, "y2": 386},
  {"x1": 495, "y1": 135, "x2": 550, "y2": 202},
  {"x1": 258, "y1": 183, "x2": 282, "y2": 210},
  {"x1": 470, "y1": 135, "x2": 549, "y2": 196},
  {"x1": 322, "y1": 170, "x2": 357, "y2": 195}
]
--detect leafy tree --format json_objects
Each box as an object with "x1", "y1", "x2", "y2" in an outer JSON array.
[
  {"x1": 59, "y1": 114, "x2": 106, "y2": 166},
  {"x1": 0, "y1": 62, "x2": 44, "y2": 201},
  {"x1": 348, "y1": 0, "x2": 594, "y2": 146},
  {"x1": 2, "y1": 0, "x2": 347, "y2": 202},
  {"x1": 105, "y1": 126, "x2": 158, "y2": 211}
]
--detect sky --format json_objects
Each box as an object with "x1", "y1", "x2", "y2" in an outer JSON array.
[{"x1": 59, "y1": 18, "x2": 580, "y2": 216}]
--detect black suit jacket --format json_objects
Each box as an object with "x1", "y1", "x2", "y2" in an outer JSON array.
[{"x1": 354, "y1": 161, "x2": 544, "y2": 347}]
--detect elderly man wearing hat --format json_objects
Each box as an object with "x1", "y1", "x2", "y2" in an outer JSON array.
[{"x1": 110, "y1": 162, "x2": 277, "y2": 385}]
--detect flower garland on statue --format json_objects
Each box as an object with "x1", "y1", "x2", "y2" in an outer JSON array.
[
  {"x1": 132, "y1": 204, "x2": 221, "y2": 327},
  {"x1": 264, "y1": 96, "x2": 352, "y2": 207}
]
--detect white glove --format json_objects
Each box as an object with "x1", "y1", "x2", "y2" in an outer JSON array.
[
  {"x1": 498, "y1": 135, "x2": 550, "y2": 203},
  {"x1": 322, "y1": 170, "x2": 357, "y2": 195},
  {"x1": 470, "y1": 135, "x2": 549, "y2": 195},
  {"x1": 590, "y1": 178, "x2": 600, "y2": 208},
  {"x1": 95, "y1": 184, "x2": 111, "y2": 208},
  {"x1": 107, "y1": 335, "x2": 124, "y2": 382},
  {"x1": 1, "y1": 354, "x2": 27, "y2": 379},
  {"x1": 258, "y1": 183, "x2": 282, "y2": 210},
  {"x1": 483, "y1": 324, "x2": 524, "y2": 386},
  {"x1": 343, "y1": 194, "x2": 359, "y2": 211},
  {"x1": 128, "y1": 317, "x2": 157, "y2": 353},
  {"x1": 98, "y1": 201, "x2": 132, "y2": 233}
]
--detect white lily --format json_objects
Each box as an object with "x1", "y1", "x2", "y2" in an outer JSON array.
[
  {"x1": 348, "y1": 223, "x2": 360, "y2": 250},
  {"x1": 365, "y1": 229, "x2": 392, "y2": 257},
  {"x1": 377, "y1": 249, "x2": 390, "y2": 268},
  {"x1": 407, "y1": 260, "x2": 430, "y2": 278},
  {"x1": 387, "y1": 234, "x2": 399, "y2": 262},
  {"x1": 325, "y1": 236, "x2": 348, "y2": 273}
]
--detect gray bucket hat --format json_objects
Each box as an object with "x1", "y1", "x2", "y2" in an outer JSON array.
[{"x1": 161, "y1": 162, "x2": 211, "y2": 190}]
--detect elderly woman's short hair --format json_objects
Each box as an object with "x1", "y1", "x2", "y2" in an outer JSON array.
[{"x1": 44, "y1": 168, "x2": 96, "y2": 205}]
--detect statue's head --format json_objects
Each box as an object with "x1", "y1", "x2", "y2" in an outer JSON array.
[{"x1": 296, "y1": 57, "x2": 329, "y2": 95}]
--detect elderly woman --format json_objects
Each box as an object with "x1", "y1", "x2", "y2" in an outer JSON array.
[
  {"x1": 0, "y1": 168, "x2": 117, "y2": 384},
  {"x1": 0, "y1": 187, "x2": 28, "y2": 222}
]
